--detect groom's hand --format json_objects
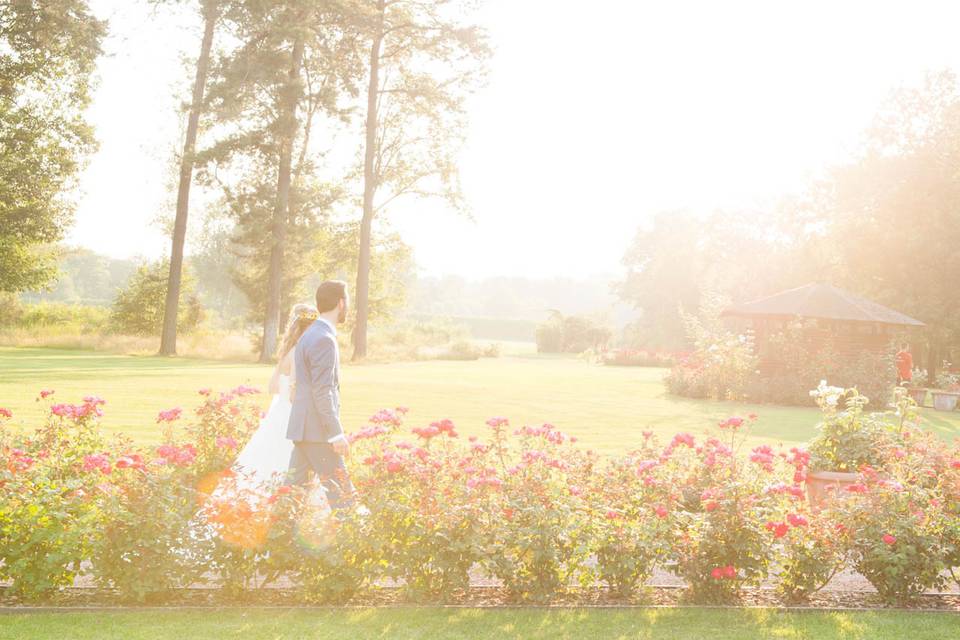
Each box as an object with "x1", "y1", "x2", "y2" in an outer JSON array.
[{"x1": 332, "y1": 437, "x2": 350, "y2": 459}]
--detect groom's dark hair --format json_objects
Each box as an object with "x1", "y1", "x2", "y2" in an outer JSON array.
[{"x1": 315, "y1": 280, "x2": 347, "y2": 313}]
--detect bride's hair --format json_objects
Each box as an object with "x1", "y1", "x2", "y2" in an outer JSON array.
[{"x1": 279, "y1": 303, "x2": 318, "y2": 357}]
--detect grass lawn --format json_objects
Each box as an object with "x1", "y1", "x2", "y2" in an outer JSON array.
[
  {"x1": 2, "y1": 608, "x2": 958, "y2": 640},
  {"x1": 2, "y1": 347, "x2": 959, "y2": 454}
]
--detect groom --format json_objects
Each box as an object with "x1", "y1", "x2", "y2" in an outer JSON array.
[{"x1": 287, "y1": 280, "x2": 353, "y2": 508}]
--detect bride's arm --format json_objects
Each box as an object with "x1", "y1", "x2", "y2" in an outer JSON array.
[{"x1": 267, "y1": 351, "x2": 295, "y2": 395}]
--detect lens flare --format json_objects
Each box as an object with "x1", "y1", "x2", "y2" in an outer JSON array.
[{"x1": 293, "y1": 485, "x2": 337, "y2": 552}]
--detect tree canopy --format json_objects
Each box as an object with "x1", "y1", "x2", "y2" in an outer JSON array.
[{"x1": 0, "y1": 1, "x2": 105, "y2": 292}]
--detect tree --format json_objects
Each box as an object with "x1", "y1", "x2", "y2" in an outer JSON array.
[
  {"x1": 352, "y1": 0, "x2": 491, "y2": 359},
  {"x1": 818, "y1": 71, "x2": 960, "y2": 379},
  {"x1": 21, "y1": 247, "x2": 137, "y2": 305},
  {"x1": 159, "y1": 0, "x2": 223, "y2": 356},
  {"x1": 225, "y1": 176, "x2": 343, "y2": 339},
  {"x1": 111, "y1": 260, "x2": 203, "y2": 337},
  {"x1": 189, "y1": 219, "x2": 249, "y2": 327},
  {"x1": 310, "y1": 221, "x2": 413, "y2": 332},
  {"x1": 616, "y1": 212, "x2": 707, "y2": 349},
  {"x1": 0, "y1": 1, "x2": 105, "y2": 292},
  {"x1": 198, "y1": 0, "x2": 363, "y2": 362},
  {"x1": 616, "y1": 208, "x2": 809, "y2": 349},
  {"x1": 535, "y1": 310, "x2": 612, "y2": 354}
]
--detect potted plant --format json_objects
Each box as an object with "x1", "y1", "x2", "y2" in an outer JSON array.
[
  {"x1": 906, "y1": 368, "x2": 928, "y2": 406},
  {"x1": 805, "y1": 382, "x2": 898, "y2": 506},
  {"x1": 931, "y1": 370, "x2": 960, "y2": 411}
]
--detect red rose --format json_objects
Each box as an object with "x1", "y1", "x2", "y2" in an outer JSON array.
[
  {"x1": 786, "y1": 514, "x2": 808, "y2": 527},
  {"x1": 157, "y1": 407, "x2": 182, "y2": 423}
]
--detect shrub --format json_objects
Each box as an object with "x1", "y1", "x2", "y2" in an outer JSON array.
[
  {"x1": 0, "y1": 298, "x2": 110, "y2": 332},
  {"x1": 3, "y1": 388, "x2": 959, "y2": 606},
  {"x1": 91, "y1": 450, "x2": 209, "y2": 602},
  {"x1": 595, "y1": 348, "x2": 680, "y2": 368},
  {"x1": 663, "y1": 360, "x2": 710, "y2": 398},
  {"x1": 840, "y1": 476, "x2": 946, "y2": 603},
  {"x1": 588, "y1": 449, "x2": 672, "y2": 597},
  {"x1": 934, "y1": 370, "x2": 960, "y2": 390},
  {"x1": 477, "y1": 420, "x2": 593, "y2": 603},
  {"x1": 536, "y1": 311, "x2": 611, "y2": 354},
  {"x1": 663, "y1": 418, "x2": 781, "y2": 604},
  {"x1": 0, "y1": 395, "x2": 109, "y2": 599},
  {"x1": 665, "y1": 296, "x2": 757, "y2": 401},
  {"x1": 351, "y1": 412, "x2": 487, "y2": 601},
  {"x1": 911, "y1": 367, "x2": 930, "y2": 387},
  {"x1": 806, "y1": 384, "x2": 902, "y2": 473},
  {"x1": 774, "y1": 507, "x2": 848, "y2": 603},
  {"x1": 292, "y1": 509, "x2": 371, "y2": 604},
  {"x1": 434, "y1": 340, "x2": 483, "y2": 361}
]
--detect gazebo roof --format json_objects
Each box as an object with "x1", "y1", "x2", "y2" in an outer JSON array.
[{"x1": 722, "y1": 283, "x2": 925, "y2": 327}]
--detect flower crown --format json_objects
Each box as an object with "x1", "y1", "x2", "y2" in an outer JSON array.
[{"x1": 297, "y1": 308, "x2": 319, "y2": 321}]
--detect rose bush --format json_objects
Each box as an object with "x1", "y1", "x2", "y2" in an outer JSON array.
[
  {"x1": 351, "y1": 411, "x2": 489, "y2": 601},
  {"x1": 475, "y1": 420, "x2": 593, "y2": 603},
  {"x1": 662, "y1": 416, "x2": 784, "y2": 603},
  {"x1": 0, "y1": 394, "x2": 109, "y2": 599},
  {"x1": 773, "y1": 505, "x2": 847, "y2": 603},
  {"x1": 839, "y1": 473, "x2": 946, "y2": 602},
  {"x1": 587, "y1": 438, "x2": 672, "y2": 598},
  {"x1": 1, "y1": 385, "x2": 959, "y2": 606},
  {"x1": 90, "y1": 444, "x2": 209, "y2": 603}
]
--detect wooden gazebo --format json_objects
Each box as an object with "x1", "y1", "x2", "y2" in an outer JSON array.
[{"x1": 721, "y1": 283, "x2": 925, "y2": 374}]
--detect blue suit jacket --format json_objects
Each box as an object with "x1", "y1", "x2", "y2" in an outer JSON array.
[{"x1": 286, "y1": 319, "x2": 343, "y2": 442}]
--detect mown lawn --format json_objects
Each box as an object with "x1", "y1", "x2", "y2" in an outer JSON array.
[
  {"x1": 1, "y1": 608, "x2": 958, "y2": 640},
  {"x1": 2, "y1": 347, "x2": 959, "y2": 454}
]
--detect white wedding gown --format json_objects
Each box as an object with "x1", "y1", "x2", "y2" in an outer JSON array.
[
  {"x1": 200, "y1": 373, "x2": 335, "y2": 548},
  {"x1": 233, "y1": 374, "x2": 295, "y2": 489}
]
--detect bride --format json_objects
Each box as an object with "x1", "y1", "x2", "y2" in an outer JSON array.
[
  {"x1": 204, "y1": 304, "x2": 331, "y2": 548},
  {"x1": 232, "y1": 303, "x2": 318, "y2": 489}
]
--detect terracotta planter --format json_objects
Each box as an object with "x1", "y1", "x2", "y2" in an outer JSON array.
[
  {"x1": 806, "y1": 470, "x2": 859, "y2": 507},
  {"x1": 907, "y1": 387, "x2": 928, "y2": 406},
  {"x1": 931, "y1": 390, "x2": 960, "y2": 412}
]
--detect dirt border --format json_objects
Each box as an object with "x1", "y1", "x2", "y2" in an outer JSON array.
[{"x1": 2, "y1": 585, "x2": 959, "y2": 614}]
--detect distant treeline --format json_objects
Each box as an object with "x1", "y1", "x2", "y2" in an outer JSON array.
[{"x1": 406, "y1": 314, "x2": 538, "y2": 343}]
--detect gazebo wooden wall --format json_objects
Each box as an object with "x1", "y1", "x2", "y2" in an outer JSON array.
[{"x1": 747, "y1": 317, "x2": 902, "y2": 376}]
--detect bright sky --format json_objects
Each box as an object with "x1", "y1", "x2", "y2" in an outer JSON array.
[{"x1": 71, "y1": 0, "x2": 960, "y2": 278}]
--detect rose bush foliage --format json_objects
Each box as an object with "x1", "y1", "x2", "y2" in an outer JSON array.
[{"x1": 1, "y1": 385, "x2": 959, "y2": 605}]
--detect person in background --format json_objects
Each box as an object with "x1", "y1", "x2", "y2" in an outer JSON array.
[{"x1": 896, "y1": 342, "x2": 913, "y2": 386}]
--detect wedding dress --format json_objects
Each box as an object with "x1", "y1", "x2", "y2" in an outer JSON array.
[
  {"x1": 202, "y1": 373, "x2": 334, "y2": 549},
  {"x1": 232, "y1": 373, "x2": 295, "y2": 488}
]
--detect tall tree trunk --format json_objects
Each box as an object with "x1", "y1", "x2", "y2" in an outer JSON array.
[
  {"x1": 159, "y1": 3, "x2": 217, "y2": 356},
  {"x1": 353, "y1": 2, "x2": 385, "y2": 361},
  {"x1": 259, "y1": 33, "x2": 305, "y2": 363}
]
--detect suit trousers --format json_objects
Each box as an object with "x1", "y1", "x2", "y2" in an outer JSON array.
[{"x1": 288, "y1": 441, "x2": 354, "y2": 509}]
